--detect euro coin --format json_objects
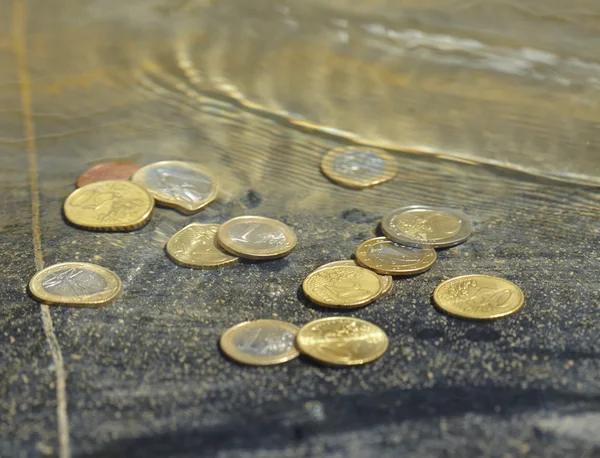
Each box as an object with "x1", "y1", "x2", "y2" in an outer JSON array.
[
  {"x1": 314, "y1": 260, "x2": 392, "y2": 297},
  {"x1": 355, "y1": 237, "x2": 436, "y2": 275},
  {"x1": 76, "y1": 161, "x2": 141, "y2": 187},
  {"x1": 166, "y1": 223, "x2": 238, "y2": 269},
  {"x1": 320, "y1": 146, "x2": 396, "y2": 189}
]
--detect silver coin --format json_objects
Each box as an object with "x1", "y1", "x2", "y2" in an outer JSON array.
[
  {"x1": 232, "y1": 326, "x2": 296, "y2": 357},
  {"x1": 321, "y1": 147, "x2": 396, "y2": 189},
  {"x1": 42, "y1": 268, "x2": 108, "y2": 297},
  {"x1": 381, "y1": 205, "x2": 472, "y2": 248},
  {"x1": 332, "y1": 150, "x2": 386, "y2": 180}
]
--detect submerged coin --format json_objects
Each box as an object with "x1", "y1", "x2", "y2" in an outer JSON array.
[
  {"x1": 381, "y1": 205, "x2": 472, "y2": 248},
  {"x1": 220, "y1": 320, "x2": 300, "y2": 365},
  {"x1": 217, "y1": 216, "x2": 297, "y2": 260},
  {"x1": 132, "y1": 161, "x2": 217, "y2": 214},
  {"x1": 76, "y1": 161, "x2": 141, "y2": 187},
  {"x1": 321, "y1": 146, "x2": 396, "y2": 189},
  {"x1": 314, "y1": 260, "x2": 392, "y2": 297},
  {"x1": 64, "y1": 180, "x2": 154, "y2": 231},
  {"x1": 433, "y1": 275, "x2": 524, "y2": 320},
  {"x1": 29, "y1": 262, "x2": 121, "y2": 307},
  {"x1": 355, "y1": 237, "x2": 437, "y2": 276},
  {"x1": 303, "y1": 265, "x2": 383, "y2": 308},
  {"x1": 296, "y1": 317, "x2": 388, "y2": 366},
  {"x1": 166, "y1": 223, "x2": 238, "y2": 269}
]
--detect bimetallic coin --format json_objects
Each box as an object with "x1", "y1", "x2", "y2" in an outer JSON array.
[
  {"x1": 302, "y1": 265, "x2": 383, "y2": 308},
  {"x1": 132, "y1": 161, "x2": 217, "y2": 214},
  {"x1": 296, "y1": 317, "x2": 388, "y2": 366},
  {"x1": 220, "y1": 320, "x2": 300, "y2": 365},
  {"x1": 355, "y1": 237, "x2": 437, "y2": 276},
  {"x1": 433, "y1": 275, "x2": 524, "y2": 320},
  {"x1": 29, "y1": 262, "x2": 121, "y2": 307},
  {"x1": 321, "y1": 146, "x2": 397, "y2": 189},
  {"x1": 217, "y1": 216, "x2": 297, "y2": 260},
  {"x1": 166, "y1": 223, "x2": 238, "y2": 269},
  {"x1": 76, "y1": 161, "x2": 141, "y2": 187},
  {"x1": 64, "y1": 180, "x2": 153, "y2": 231},
  {"x1": 314, "y1": 260, "x2": 392, "y2": 298},
  {"x1": 381, "y1": 205, "x2": 472, "y2": 248}
]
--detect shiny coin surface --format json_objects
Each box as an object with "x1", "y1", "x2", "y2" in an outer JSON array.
[
  {"x1": 296, "y1": 317, "x2": 388, "y2": 366},
  {"x1": 64, "y1": 180, "x2": 153, "y2": 231},
  {"x1": 321, "y1": 146, "x2": 396, "y2": 189},
  {"x1": 381, "y1": 205, "x2": 472, "y2": 248},
  {"x1": 303, "y1": 265, "x2": 383, "y2": 308},
  {"x1": 217, "y1": 216, "x2": 297, "y2": 260},
  {"x1": 314, "y1": 260, "x2": 392, "y2": 297},
  {"x1": 132, "y1": 160, "x2": 217, "y2": 214},
  {"x1": 76, "y1": 161, "x2": 141, "y2": 187},
  {"x1": 166, "y1": 223, "x2": 238, "y2": 269},
  {"x1": 355, "y1": 237, "x2": 437, "y2": 276},
  {"x1": 433, "y1": 275, "x2": 524, "y2": 320},
  {"x1": 29, "y1": 262, "x2": 121, "y2": 307},
  {"x1": 220, "y1": 320, "x2": 300, "y2": 365}
]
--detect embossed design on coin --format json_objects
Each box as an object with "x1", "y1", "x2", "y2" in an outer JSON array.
[
  {"x1": 29, "y1": 262, "x2": 121, "y2": 307},
  {"x1": 314, "y1": 260, "x2": 392, "y2": 298},
  {"x1": 64, "y1": 180, "x2": 153, "y2": 231},
  {"x1": 220, "y1": 320, "x2": 300, "y2": 365},
  {"x1": 433, "y1": 275, "x2": 524, "y2": 320},
  {"x1": 381, "y1": 205, "x2": 472, "y2": 248},
  {"x1": 166, "y1": 223, "x2": 238, "y2": 269},
  {"x1": 217, "y1": 216, "x2": 297, "y2": 260},
  {"x1": 355, "y1": 237, "x2": 437, "y2": 275},
  {"x1": 76, "y1": 161, "x2": 141, "y2": 187},
  {"x1": 303, "y1": 265, "x2": 382, "y2": 308},
  {"x1": 296, "y1": 317, "x2": 388, "y2": 366},
  {"x1": 132, "y1": 161, "x2": 217, "y2": 214},
  {"x1": 321, "y1": 146, "x2": 396, "y2": 189}
]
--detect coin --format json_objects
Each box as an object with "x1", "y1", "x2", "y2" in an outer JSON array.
[
  {"x1": 76, "y1": 161, "x2": 141, "y2": 187},
  {"x1": 321, "y1": 146, "x2": 396, "y2": 189},
  {"x1": 302, "y1": 265, "x2": 383, "y2": 308},
  {"x1": 296, "y1": 317, "x2": 388, "y2": 366},
  {"x1": 314, "y1": 260, "x2": 392, "y2": 297},
  {"x1": 220, "y1": 320, "x2": 300, "y2": 365},
  {"x1": 355, "y1": 237, "x2": 437, "y2": 276},
  {"x1": 381, "y1": 205, "x2": 472, "y2": 248},
  {"x1": 64, "y1": 180, "x2": 154, "y2": 231},
  {"x1": 28, "y1": 262, "x2": 122, "y2": 307},
  {"x1": 433, "y1": 275, "x2": 524, "y2": 320},
  {"x1": 166, "y1": 223, "x2": 238, "y2": 269},
  {"x1": 132, "y1": 160, "x2": 218, "y2": 214},
  {"x1": 217, "y1": 216, "x2": 297, "y2": 260}
]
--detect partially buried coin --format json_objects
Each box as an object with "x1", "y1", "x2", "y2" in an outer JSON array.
[
  {"x1": 321, "y1": 146, "x2": 396, "y2": 189},
  {"x1": 220, "y1": 320, "x2": 300, "y2": 365},
  {"x1": 217, "y1": 216, "x2": 297, "y2": 260},
  {"x1": 314, "y1": 260, "x2": 392, "y2": 297},
  {"x1": 64, "y1": 180, "x2": 154, "y2": 231},
  {"x1": 166, "y1": 223, "x2": 238, "y2": 269},
  {"x1": 433, "y1": 275, "x2": 524, "y2": 320},
  {"x1": 303, "y1": 264, "x2": 383, "y2": 308},
  {"x1": 29, "y1": 262, "x2": 121, "y2": 307},
  {"x1": 132, "y1": 160, "x2": 217, "y2": 214},
  {"x1": 355, "y1": 237, "x2": 436, "y2": 276},
  {"x1": 296, "y1": 317, "x2": 388, "y2": 366},
  {"x1": 381, "y1": 205, "x2": 472, "y2": 248},
  {"x1": 76, "y1": 161, "x2": 141, "y2": 188}
]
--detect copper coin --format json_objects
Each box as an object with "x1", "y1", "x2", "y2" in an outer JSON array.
[{"x1": 76, "y1": 161, "x2": 141, "y2": 187}]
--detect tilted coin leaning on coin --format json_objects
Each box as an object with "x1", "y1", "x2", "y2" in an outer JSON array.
[{"x1": 166, "y1": 223, "x2": 238, "y2": 269}]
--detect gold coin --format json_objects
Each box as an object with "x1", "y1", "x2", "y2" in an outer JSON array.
[
  {"x1": 296, "y1": 317, "x2": 388, "y2": 366},
  {"x1": 302, "y1": 265, "x2": 383, "y2": 308},
  {"x1": 217, "y1": 216, "x2": 297, "y2": 260},
  {"x1": 433, "y1": 275, "x2": 525, "y2": 320},
  {"x1": 166, "y1": 223, "x2": 238, "y2": 269},
  {"x1": 220, "y1": 320, "x2": 300, "y2": 366},
  {"x1": 28, "y1": 262, "x2": 121, "y2": 307},
  {"x1": 314, "y1": 260, "x2": 392, "y2": 297},
  {"x1": 320, "y1": 146, "x2": 396, "y2": 189},
  {"x1": 64, "y1": 180, "x2": 153, "y2": 231},
  {"x1": 132, "y1": 160, "x2": 218, "y2": 214},
  {"x1": 355, "y1": 237, "x2": 437, "y2": 276}
]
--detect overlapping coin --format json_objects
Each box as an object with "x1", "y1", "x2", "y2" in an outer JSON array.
[
  {"x1": 132, "y1": 160, "x2": 217, "y2": 214},
  {"x1": 220, "y1": 320, "x2": 300, "y2": 365},
  {"x1": 296, "y1": 317, "x2": 388, "y2": 366},
  {"x1": 321, "y1": 146, "x2": 396, "y2": 189},
  {"x1": 166, "y1": 223, "x2": 238, "y2": 269},
  {"x1": 314, "y1": 260, "x2": 392, "y2": 297},
  {"x1": 76, "y1": 161, "x2": 141, "y2": 187},
  {"x1": 29, "y1": 262, "x2": 122, "y2": 307},
  {"x1": 64, "y1": 180, "x2": 154, "y2": 231},
  {"x1": 381, "y1": 205, "x2": 472, "y2": 248},
  {"x1": 355, "y1": 237, "x2": 436, "y2": 275}
]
